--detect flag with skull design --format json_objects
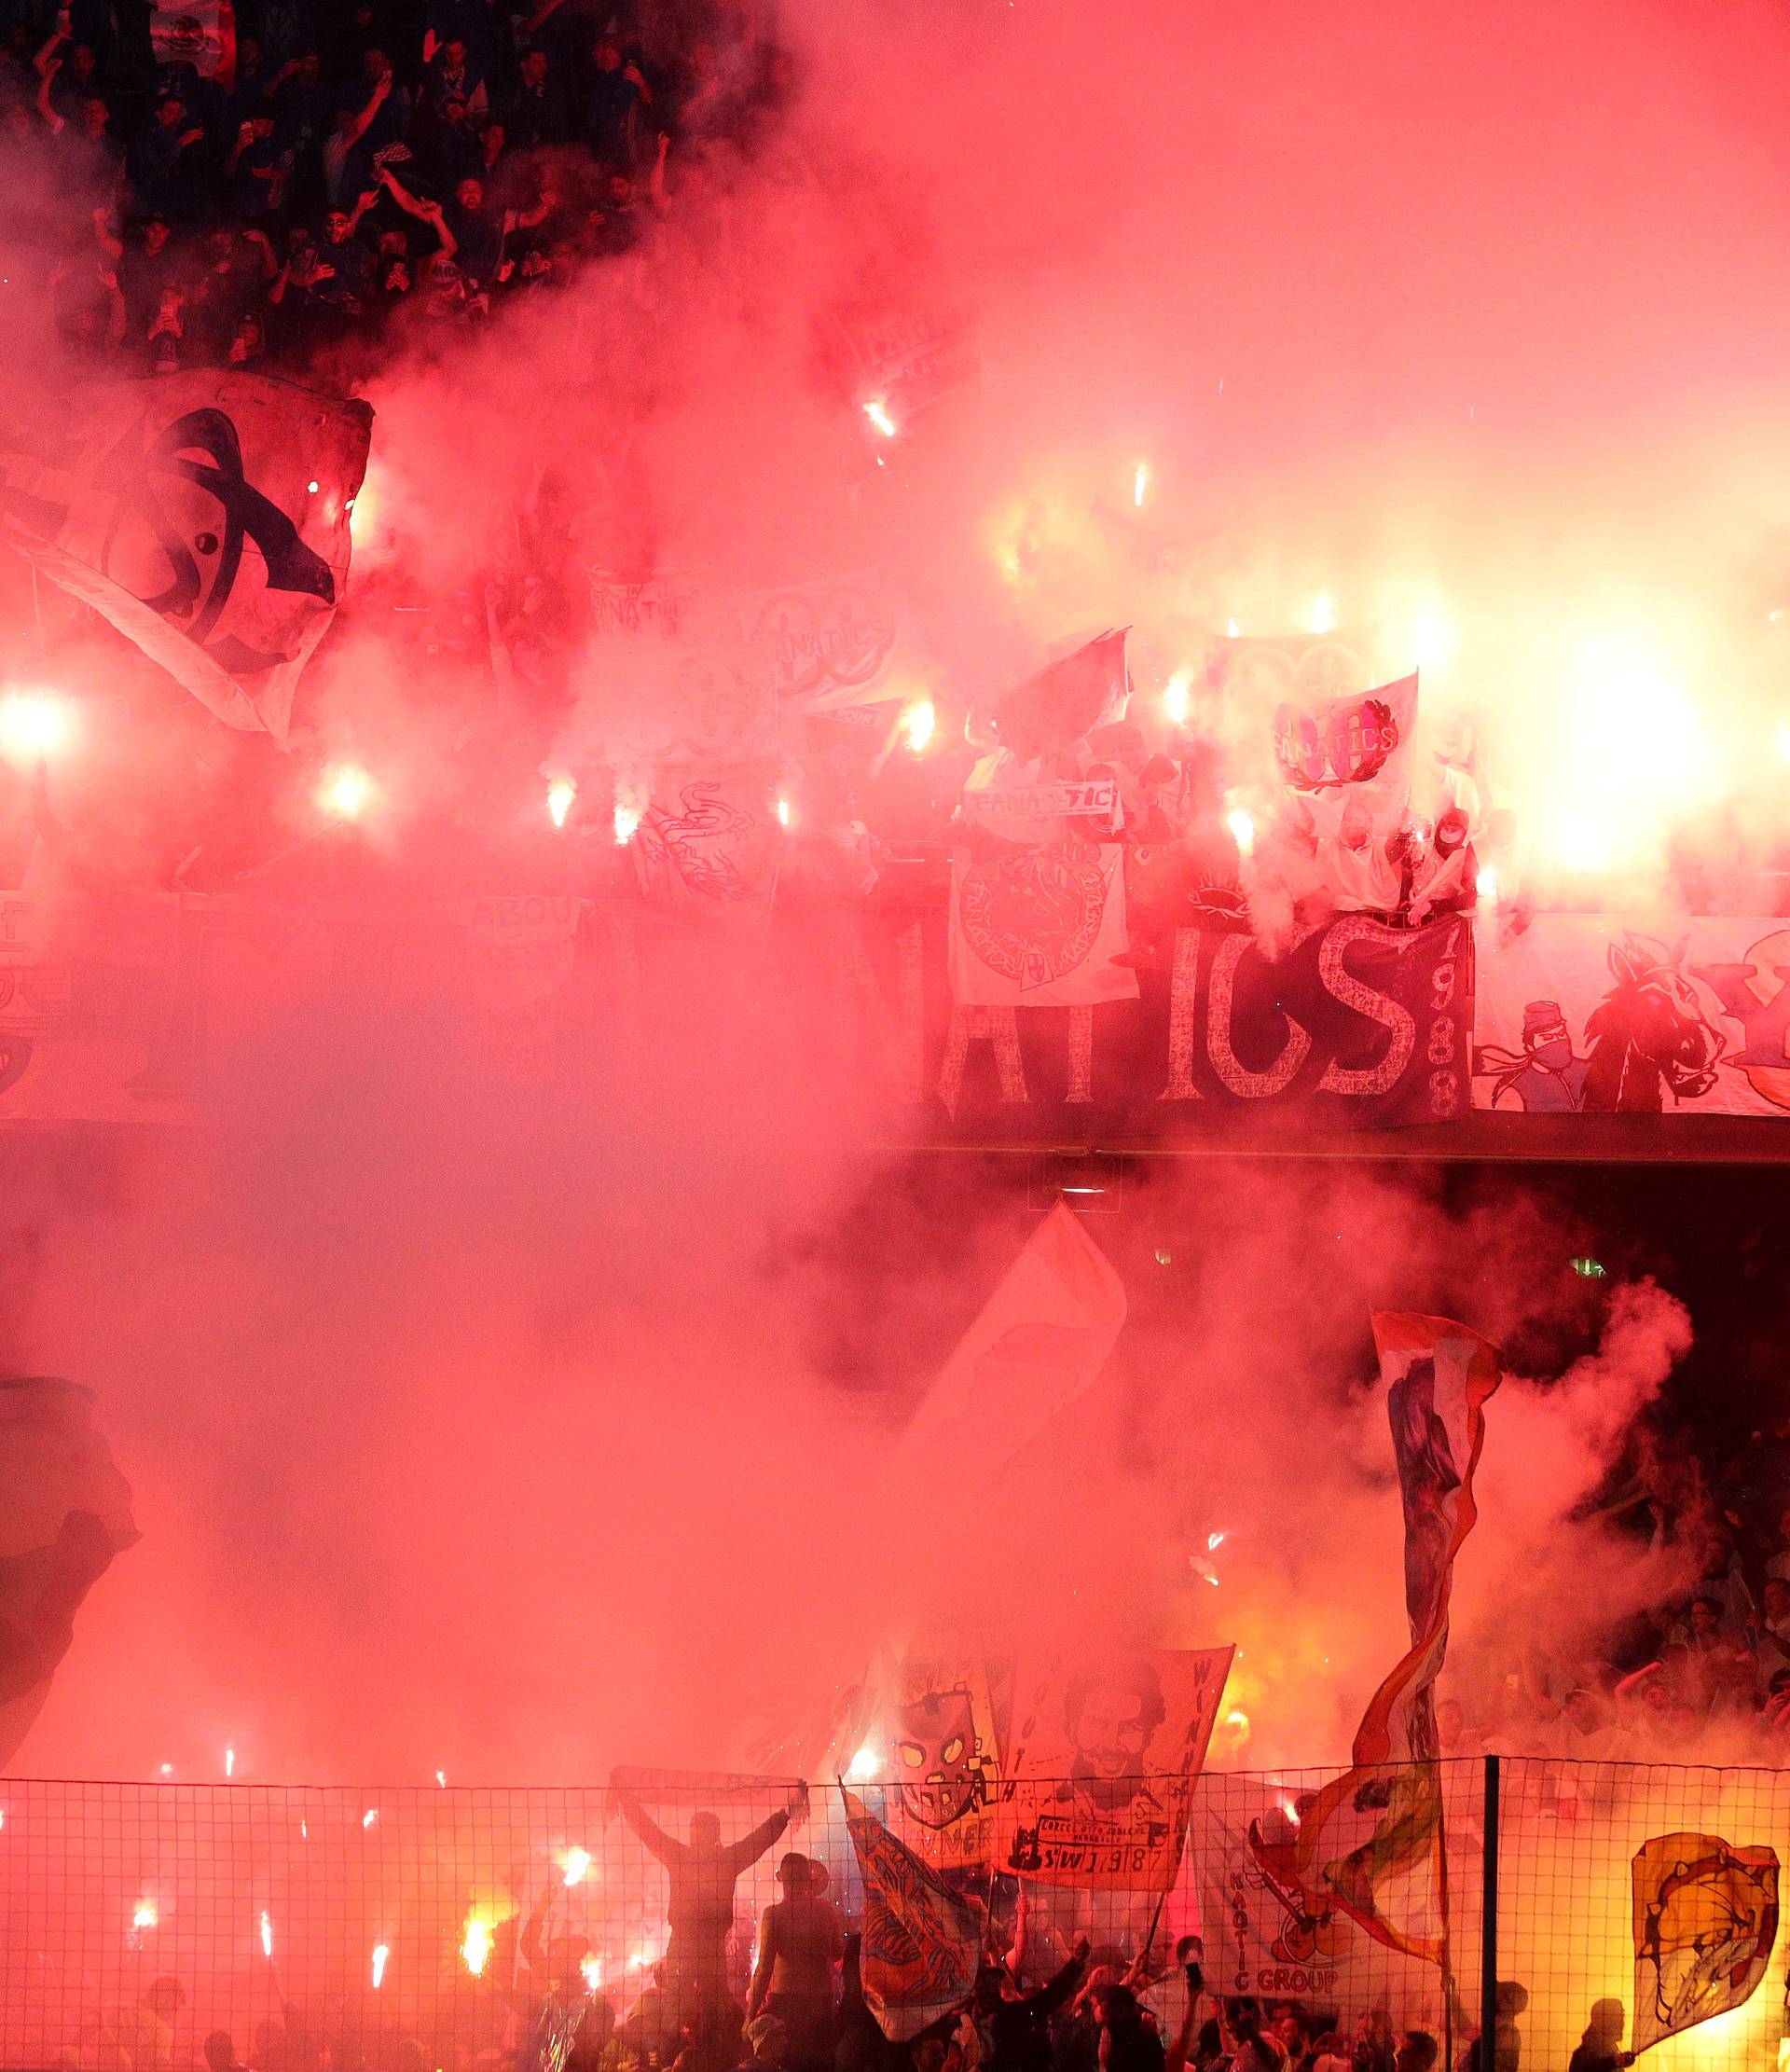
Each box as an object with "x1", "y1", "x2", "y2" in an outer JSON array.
[
  {"x1": 0, "y1": 372, "x2": 373, "y2": 741},
  {"x1": 873, "y1": 1644, "x2": 1008, "y2": 1868}
]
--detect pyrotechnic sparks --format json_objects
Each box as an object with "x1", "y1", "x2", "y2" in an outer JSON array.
[
  {"x1": 1309, "y1": 593, "x2": 1336, "y2": 634},
  {"x1": 371, "y1": 1942, "x2": 390, "y2": 1989},
  {"x1": 1226, "y1": 807, "x2": 1256, "y2": 855},
  {"x1": 562, "y1": 1845, "x2": 592, "y2": 1887},
  {"x1": 546, "y1": 776, "x2": 576, "y2": 828},
  {"x1": 461, "y1": 1913, "x2": 494, "y2": 1976},
  {"x1": 1133, "y1": 461, "x2": 1149, "y2": 508},
  {"x1": 862, "y1": 398, "x2": 898, "y2": 438},
  {"x1": 1207, "y1": 1530, "x2": 1226, "y2": 1550},
  {"x1": 847, "y1": 1743, "x2": 882, "y2": 1781},
  {"x1": 901, "y1": 700, "x2": 936, "y2": 753},
  {"x1": 613, "y1": 797, "x2": 642, "y2": 846},
  {"x1": 259, "y1": 1910, "x2": 273, "y2": 1957},
  {"x1": 319, "y1": 765, "x2": 376, "y2": 822},
  {"x1": 0, "y1": 689, "x2": 74, "y2": 762},
  {"x1": 1162, "y1": 671, "x2": 1191, "y2": 725},
  {"x1": 580, "y1": 1955, "x2": 603, "y2": 1993},
  {"x1": 362, "y1": 1807, "x2": 379, "y2": 1829},
  {"x1": 132, "y1": 1900, "x2": 158, "y2": 1930}
]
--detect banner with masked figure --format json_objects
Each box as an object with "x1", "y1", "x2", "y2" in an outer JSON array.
[
  {"x1": 841, "y1": 1785, "x2": 986, "y2": 2041},
  {"x1": 868, "y1": 1644, "x2": 1006, "y2": 1869},
  {"x1": 1289, "y1": 1314, "x2": 1501, "y2": 1965},
  {"x1": 150, "y1": 2, "x2": 235, "y2": 76},
  {"x1": 0, "y1": 374, "x2": 372, "y2": 739},
  {"x1": 1632, "y1": 1831, "x2": 1778, "y2": 2054},
  {"x1": 999, "y1": 1646, "x2": 1233, "y2": 1889},
  {"x1": 0, "y1": 1377, "x2": 138, "y2": 1768}
]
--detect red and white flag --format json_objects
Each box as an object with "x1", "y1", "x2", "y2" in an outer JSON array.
[{"x1": 0, "y1": 373, "x2": 372, "y2": 739}]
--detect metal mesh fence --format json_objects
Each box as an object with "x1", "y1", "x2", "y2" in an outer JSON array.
[{"x1": 0, "y1": 1764, "x2": 1785, "y2": 2071}]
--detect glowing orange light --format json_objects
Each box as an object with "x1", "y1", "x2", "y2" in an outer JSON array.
[
  {"x1": 901, "y1": 700, "x2": 936, "y2": 753},
  {"x1": 371, "y1": 1943, "x2": 390, "y2": 1989},
  {"x1": 260, "y1": 1911, "x2": 273, "y2": 1958},
  {"x1": 307, "y1": 480, "x2": 320, "y2": 494},
  {"x1": 562, "y1": 1845, "x2": 592, "y2": 1888},
  {"x1": 847, "y1": 1743, "x2": 881, "y2": 1781},
  {"x1": 1410, "y1": 608, "x2": 1451, "y2": 670},
  {"x1": 362, "y1": 1808, "x2": 378, "y2": 1829},
  {"x1": 1226, "y1": 616, "x2": 1241, "y2": 639},
  {"x1": 1133, "y1": 462, "x2": 1149, "y2": 509},
  {"x1": 0, "y1": 690, "x2": 74, "y2": 762},
  {"x1": 1280, "y1": 1798, "x2": 1301, "y2": 1825},
  {"x1": 1163, "y1": 672, "x2": 1191, "y2": 725},
  {"x1": 1224, "y1": 1708, "x2": 1250, "y2": 1737},
  {"x1": 319, "y1": 765, "x2": 375, "y2": 821},
  {"x1": 1558, "y1": 813, "x2": 1608, "y2": 874},
  {"x1": 461, "y1": 1914, "x2": 494, "y2": 1977},
  {"x1": 1207, "y1": 1529, "x2": 1226, "y2": 1550},
  {"x1": 224, "y1": 1746, "x2": 235, "y2": 1778},
  {"x1": 1310, "y1": 594, "x2": 1336, "y2": 635},
  {"x1": 863, "y1": 399, "x2": 898, "y2": 438},
  {"x1": 1226, "y1": 807, "x2": 1256, "y2": 856},
  {"x1": 776, "y1": 796, "x2": 792, "y2": 828},
  {"x1": 435, "y1": 1771, "x2": 448, "y2": 1789},
  {"x1": 546, "y1": 776, "x2": 576, "y2": 828},
  {"x1": 1475, "y1": 865, "x2": 1499, "y2": 903},
  {"x1": 132, "y1": 1900, "x2": 158, "y2": 1930},
  {"x1": 580, "y1": 1955, "x2": 603, "y2": 1993},
  {"x1": 613, "y1": 798, "x2": 642, "y2": 846}
]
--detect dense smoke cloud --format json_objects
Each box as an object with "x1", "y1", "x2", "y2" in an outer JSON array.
[{"x1": 2, "y1": 0, "x2": 1781, "y2": 1784}]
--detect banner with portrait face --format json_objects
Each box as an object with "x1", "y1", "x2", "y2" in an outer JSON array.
[
  {"x1": 998, "y1": 1647, "x2": 1233, "y2": 1889},
  {"x1": 1632, "y1": 1831, "x2": 1778, "y2": 2054}
]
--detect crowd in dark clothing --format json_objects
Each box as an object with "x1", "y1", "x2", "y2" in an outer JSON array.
[{"x1": 0, "y1": 0, "x2": 792, "y2": 380}]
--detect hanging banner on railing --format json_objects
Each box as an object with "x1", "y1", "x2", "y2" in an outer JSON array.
[
  {"x1": 1632, "y1": 1830, "x2": 1778, "y2": 2053},
  {"x1": 998, "y1": 1646, "x2": 1232, "y2": 1889},
  {"x1": 1474, "y1": 917, "x2": 1790, "y2": 1117}
]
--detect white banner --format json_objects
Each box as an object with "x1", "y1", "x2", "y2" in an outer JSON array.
[{"x1": 1473, "y1": 915, "x2": 1790, "y2": 1117}]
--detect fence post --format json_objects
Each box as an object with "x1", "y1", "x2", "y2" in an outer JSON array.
[{"x1": 1479, "y1": 1754, "x2": 1501, "y2": 2071}]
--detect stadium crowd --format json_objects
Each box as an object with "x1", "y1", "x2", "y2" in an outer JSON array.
[{"x1": 0, "y1": 0, "x2": 785, "y2": 375}]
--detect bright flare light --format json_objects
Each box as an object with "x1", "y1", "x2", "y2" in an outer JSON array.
[
  {"x1": 435, "y1": 1771, "x2": 448, "y2": 1789},
  {"x1": 562, "y1": 1845, "x2": 593, "y2": 1888},
  {"x1": 371, "y1": 1943, "x2": 391, "y2": 1989},
  {"x1": 461, "y1": 1914, "x2": 494, "y2": 1977},
  {"x1": 613, "y1": 798, "x2": 642, "y2": 846},
  {"x1": 1558, "y1": 812, "x2": 1609, "y2": 875},
  {"x1": 546, "y1": 776, "x2": 576, "y2": 828},
  {"x1": 776, "y1": 795, "x2": 792, "y2": 828},
  {"x1": 132, "y1": 1900, "x2": 158, "y2": 1931},
  {"x1": 1133, "y1": 462, "x2": 1149, "y2": 509},
  {"x1": 863, "y1": 399, "x2": 898, "y2": 438},
  {"x1": 362, "y1": 1808, "x2": 379, "y2": 1829},
  {"x1": 901, "y1": 700, "x2": 936, "y2": 753},
  {"x1": 1207, "y1": 1530, "x2": 1226, "y2": 1551},
  {"x1": 1162, "y1": 672, "x2": 1191, "y2": 725},
  {"x1": 580, "y1": 1955, "x2": 603, "y2": 1993},
  {"x1": 1309, "y1": 593, "x2": 1336, "y2": 635},
  {"x1": 259, "y1": 1911, "x2": 273, "y2": 1958},
  {"x1": 847, "y1": 1743, "x2": 882, "y2": 1782},
  {"x1": 1226, "y1": 807, "x2": 1256, "y2": 856},
  {"x1": 1226, "y1": 617, "x2": 1241, "y2": 639},
  {"x1": 224, "y1": 1746, "x2": 235, "y2": 1778},
  {"x1": 1475, "y1": 865, "x2": 1499, "y2": 903},
  {"x1": 319, "y1": 764, "x2": 375, "y2": 821},
  {"x1": 0, "y1": 690, "x2": 73, "y2": 762},
  {"x1": 1410, "y1": 609, "x2": 1452, "y2": 670}
]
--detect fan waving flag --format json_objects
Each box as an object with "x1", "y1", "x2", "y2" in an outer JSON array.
[
  {"x1": 1291, "y1": 1315, "x2": 1501, "y2": 1966},
  {"x1": 1632, "y1": 1831, "x2": 1779, "y2": 2054},
  {"x1": 0, "y1": 373, "x2": 373, "y2": 740},
  {"x1": 841, "y1": 1785, "x2": 986, "y2": 2041}
]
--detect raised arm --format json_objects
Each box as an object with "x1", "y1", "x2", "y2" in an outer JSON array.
[
  {"x1": 723, "y1": 1786, "x2": 802, "y2": 1875},
  {"x1": 339, "y1": 67, "x2": 392, "y2": 151},
  {"x1": 1022, "y1": 1939, "x2": 1091, "y2": 2022},
  {"x1": 34, "y1": 62, "x2": 65, "y2": 134},
  {"x1": 617, "y1": 1789, "x2": 682, "y2": 1867},
  {"x1": 33, "y1": 16, "x2": 69, "y2": 77}
]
